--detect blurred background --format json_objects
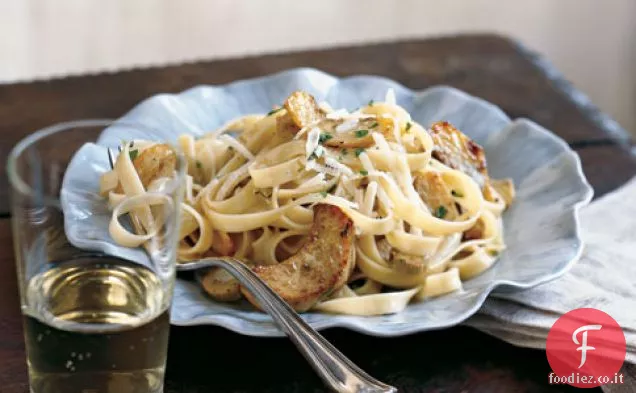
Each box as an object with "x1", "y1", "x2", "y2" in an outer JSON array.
[{"x1": 1, "y1": 0, "x2": 634, "y2": 134}]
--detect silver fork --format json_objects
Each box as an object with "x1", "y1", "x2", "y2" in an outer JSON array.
[{"x1": 107, "y1": 148, "x2": 397, "y2": 393}]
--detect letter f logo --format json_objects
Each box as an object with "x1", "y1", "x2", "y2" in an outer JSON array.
[{"x1": 573, "y1": 324, "x2": 602, "y2": 368}]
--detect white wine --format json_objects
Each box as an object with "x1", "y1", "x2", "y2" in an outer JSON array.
[{"x1": 23, "y1": 257, "x2": 171, "y2": 393}]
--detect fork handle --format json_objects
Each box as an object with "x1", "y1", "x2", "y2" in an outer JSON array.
[{"x1": 185, "y1": 257, "x2": 397, "y2": 393}]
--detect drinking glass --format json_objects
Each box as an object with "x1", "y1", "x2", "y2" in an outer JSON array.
[{"x1": 8, "y1": 120, "x2": 186, "y2": 393}]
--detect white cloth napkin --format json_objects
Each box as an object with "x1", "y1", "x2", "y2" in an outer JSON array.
[{"x1": 464, "y1": 176, "x2": 636, "y2": 392}]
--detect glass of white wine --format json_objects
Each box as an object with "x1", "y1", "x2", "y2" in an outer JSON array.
[{"x1": 8, "y1": 120, "x2": 186, "y2": 393}]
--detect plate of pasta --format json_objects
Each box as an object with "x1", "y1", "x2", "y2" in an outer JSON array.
[{"x1": 61, "y1": 68, "x2": 592, "y2": 336}]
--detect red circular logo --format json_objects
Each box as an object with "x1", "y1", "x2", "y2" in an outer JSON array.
[{"x1": 546, "y1": 308, "x2": 626, "y2": 388}]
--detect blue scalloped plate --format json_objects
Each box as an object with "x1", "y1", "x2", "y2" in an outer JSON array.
[{"x1": 61, "y1": 68, "x2": 593, "y2": 337}]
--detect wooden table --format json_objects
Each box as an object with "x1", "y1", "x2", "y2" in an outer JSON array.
[{"x1": 1, "y1": 34, "x2": 634, "y2": 393}]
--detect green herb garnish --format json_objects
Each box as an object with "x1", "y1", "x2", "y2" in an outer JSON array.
[
  {"x1": 488, "y1": 250, "x2": 500, "y2": 257},
  {"x1": 354, "y1": 129, "x2": 369, "y2": 138},
  {"x1": 370, "y1": 122, "x2": 378, "y2": 128},
  {"x1": 196, "y1": 160, "x2": 202, "y2": 169},
  {"x1": 129, "y1": 149, "x2": 139, "y2": 161},
  {"x1": 319, "y1": 133, "x2": 333, "y2": 143},
  {"x1": 359, "y1": 170, "x2": 369, "y2": 176},
  {"x1": 267, "y1": 107, "x2": 283, "y2": 116},
  {"x1": 406, "y1": 122, "x2": 412, "y2": 132},
  {"x1": 434, "y1": 206, "x2": 448, "y2": 219},
  {"x1": 451, "y1": 190, "x2": 464, "y2": 198},
  {"x1": 368, "y1": 100, "x2": 375, "y2": 106},
  {"x1": 319, "y1": 191, "x2": 328, "y2": 198},
  {"x1": 354, "y1": 147, "x2": 365, "y2": 157}
]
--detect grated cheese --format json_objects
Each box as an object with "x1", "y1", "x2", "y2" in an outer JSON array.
[
  {"x1": 326, "y1": 109, "x2": 350, "y2": 119},
  {"x1": 325, "y1": 156, "x2": 354, "y2": 176},
  {"x1": 385, "y1": 88, "x2": 396, "y2": 105},
  {"x1": 305, "y1": 127, "x2": 321, "y2": 158},
  {"x1": 335, "y1": 119, "x2": 359, "y2": 133}
]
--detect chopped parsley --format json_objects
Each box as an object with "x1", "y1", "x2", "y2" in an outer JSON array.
[
  {"x1": 267, "y1": 107, "x2": 283, "y2": 116},
  {"x1": 319, "y1": 191, "x2": 328, "y2": 198},
  {"x1": 488, "y1": 250, "x2": 500, "y2": 257},
  {"x1": 195, "y1": 160, "x2": 203, "y2": 169},
  {"x1": 405, "y1": 122, "x2": 412, "y2": 132},
  {"x1": 354, "y1": 129, "x2": 369, "y2": 138},
  {"x1": 368, "y1": 100, "x2": 375, "y2": 106},
  {"x1": 434, "y1": 206, "x2": 448, "y2": 219},
  {"x1": 128, "y1": 149, "x2": 139, "y2": 161},
  {"x1": 319, "y1": 133, "x2": 333, "y2": 143},
  {"x1": 354, "y1": 147, "x2": 365, "y2": 157},
  {"x1": 451, "y1": 189, "x2": 464, "y2": 198},
  {"x1": 370, "y1": 122, "x2": 378, "y2": 128},
  {"x1": 359, "y1": 170, "x2": 369, "y2": 176}
]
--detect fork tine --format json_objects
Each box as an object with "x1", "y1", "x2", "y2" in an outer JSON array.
[{"x1": 107, "y1": 148, "x2": 117, "y2": 169}]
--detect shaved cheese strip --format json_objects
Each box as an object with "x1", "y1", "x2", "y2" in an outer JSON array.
[
  {"x1": 305, "y1": 127, "x2": 321, "y2": 157},
  {"x1": 335, "y1": 119, "x2": 359, "y2": 133},
  {"x1": 384, "y1": 88, "x2": 396, "y2": 105},
  {"x1": 325, "y1": 109, "x2": 349, "y2": 119}
]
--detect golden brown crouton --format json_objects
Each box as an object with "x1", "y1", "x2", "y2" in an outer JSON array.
[
  {"x1": 241, "y1": 204, "x2": 355, "y2": 312},
  {"x1": 429, "y1": 121, "x2": 488, "y2": 187},
  {"x1": 413, "y1": 172, "x2": 459, "y2": 220}
]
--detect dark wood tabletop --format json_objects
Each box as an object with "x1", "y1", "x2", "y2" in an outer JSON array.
[{"x1": 1, "y1": 34, "x2": 634, "y2": 393}]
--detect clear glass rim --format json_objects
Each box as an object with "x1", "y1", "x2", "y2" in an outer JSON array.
[{"x1": 7, "y1": 118, "x2": 188, "y2": 206}]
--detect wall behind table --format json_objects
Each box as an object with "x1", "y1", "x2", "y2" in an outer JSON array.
[{"x1": 1, "y1": 0, "x2": 634, "y2": 134}]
